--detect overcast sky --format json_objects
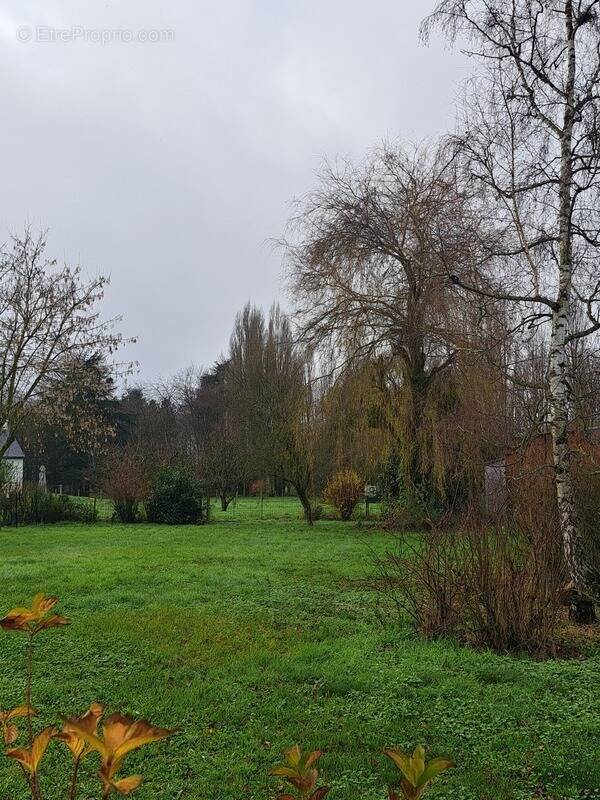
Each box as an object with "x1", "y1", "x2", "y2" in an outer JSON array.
[{"x1": 0, "y1": 1, "x2": 469, "y2": 384}]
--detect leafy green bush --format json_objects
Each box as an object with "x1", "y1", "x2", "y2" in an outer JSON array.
[
  {"x1": 67, "y1": 497, "x2": 98, "y2": 524},
  {"x1": 146, "y1": 466, "x2": 206, "y2": 525}
]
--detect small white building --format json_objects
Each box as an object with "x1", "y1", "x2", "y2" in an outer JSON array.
[
  {"x1": 484, "y1": 459, "x2": 507, "y2": 513},
  {"x1": 0, "y1": 431, "x2": 25, "y2": 488}
]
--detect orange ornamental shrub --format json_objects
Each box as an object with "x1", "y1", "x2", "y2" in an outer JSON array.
[{"x1": 323, "y1": 469, "x2": 363, "y2": 521}]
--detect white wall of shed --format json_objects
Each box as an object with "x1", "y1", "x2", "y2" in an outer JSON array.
[{"x1": 4, "y1": 458, "x2": 24, "y2": 488}]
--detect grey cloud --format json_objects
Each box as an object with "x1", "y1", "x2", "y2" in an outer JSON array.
[{"x1": 0, "y1": 0, "x2": 469, "y2": 382}]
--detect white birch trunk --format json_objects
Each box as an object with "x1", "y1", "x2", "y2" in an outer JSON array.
[
  {"x1": 549, "y1": 305, "x2": 586, "y2": 591},
  {"x1": 549, "y1": 2, "x2": 595, "y2": 619}
]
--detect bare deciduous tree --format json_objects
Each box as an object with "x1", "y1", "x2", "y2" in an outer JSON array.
[
  {"x1": 173, "y1": 365, "x2": 245, "y2": 511},
  {"x1": 424, "y1": 0, "x2": 600, "y2": 621},
  {"x1": 0, "y1": 230, "x2": 126, "y2": 454}
]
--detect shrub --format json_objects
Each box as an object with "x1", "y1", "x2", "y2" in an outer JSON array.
[
  {"x1": 573, "y1": 472, "x2": 600, "y2": 593},
  {"x1": 508, "y1": 466, "x2": 600, "y2": 613},
  {"x1": 249, "y1": 479, "x2": 267, "y2": 496},
  {"x1": 323, "y1": 469, "x2": 362, "y2": 521},
  {"x1": 146, "y1": 466, "x2": 206, "y2": 525},
  {"x1": 0, "y1": 459, "x2": 11, "y2": 494},
  {"x1": 373, "y1": 505, "x2": 565, "y2": 657},
  {"x1": 114, "y1": 498, "x2": 139, "y2": 524},
  {"x1": 380, "y1": 485, "x2": 445, "y2": 531},
  {"x1": 102, "y1": 447, "x2": 147, "y2": 523},
  {"x1": 0, "y1": 485, "x2": 97, "y2": 526},
  {"x1": 64, "y1": 496, "x2": 99, "y2": 524}
]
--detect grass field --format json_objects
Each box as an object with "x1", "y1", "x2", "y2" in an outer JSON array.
[
  {"x1": 76, "y1": 494, "x2": 382, "y2": 523},
  {"x1": 0, "y1": 499, "x2": 599, "y2": 800}
]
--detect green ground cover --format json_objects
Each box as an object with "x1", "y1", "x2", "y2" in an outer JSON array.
[
  {"x1": 0, "y1": 499, "x2": 598, "y2": 799},
  {"x1": 78, "y1": 494, "x2": 381, "y2": 523}
]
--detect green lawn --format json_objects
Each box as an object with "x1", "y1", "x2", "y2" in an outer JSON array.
[{"x1": 0, "y1": 500, "x2": 599, "y2": 800}]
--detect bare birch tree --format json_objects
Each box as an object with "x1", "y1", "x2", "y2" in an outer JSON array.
[{"x1": 423, "y1": 0, "x2": 600, "y2": 621}]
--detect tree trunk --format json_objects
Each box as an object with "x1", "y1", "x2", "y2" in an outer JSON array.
[
  {"x1": 404, "y1": 362, "x2": 431, "y2": 495},
  {"x1": 549, "y1": 306, "x2": 597, "y2": 623},
  {"x1": 550, "y1": 2, "x2": 596, "y2": 624},
  {"x1": 220, "y1": 494, "x2": 230, "y2": 512},
  {"x1": 296, "y1": 485, "x2": 313, "y2": 525}
]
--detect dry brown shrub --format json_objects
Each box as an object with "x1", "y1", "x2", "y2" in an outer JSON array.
[
  {"x1": 373, "y1": 503, "x2": 566, "y2": 657},
  {"x1": 102, "y1": 446, "x2": 148, "y2": 523}
]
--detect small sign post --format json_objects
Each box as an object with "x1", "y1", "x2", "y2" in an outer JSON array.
[{"x1": 364, "y1": 485, "x2": 378, "y2": 519}]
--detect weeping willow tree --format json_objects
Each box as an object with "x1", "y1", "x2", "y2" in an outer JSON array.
[
  {"x1": 367, "y1": 333, "x2": 508, "y2": 506},
  {"x1": 284, "y1": 142, "x2": 483, "y2": 504},
  {"x1": 310, "y1": 362, "x2": 389, "y2": 489}
]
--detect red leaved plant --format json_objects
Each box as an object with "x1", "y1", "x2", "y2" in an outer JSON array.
[
  {"x1": 2, "y1": 591, "x2": 456, "y2": 800},
  {"x1": 0, "y1": 593, "x2": 175, "y2": 799},
  {"x1": 270, "y1": 745, "x2": 331, "y2": 800},
  {"x1": 0, "y1": 593, "x2": 68, "y2": 635},
  {"x1": 385, "y1": 745, "x2": 454, "y2": 800},
  {"x1": 0, "y1": 706, "x2": 36, "y2": 745}
]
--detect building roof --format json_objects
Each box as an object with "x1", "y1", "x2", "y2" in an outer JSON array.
[
  {"x1": 485, "y1": 425, "x2": 600, "y2": 467},
  {"x1": 0, "y1": 431, "x2": 25, "y2": 459}
]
